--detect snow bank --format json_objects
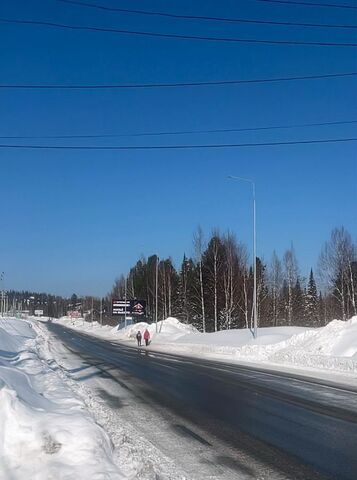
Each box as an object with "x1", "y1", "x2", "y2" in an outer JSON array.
[
  {"x1": 56, "y1": 316, "x2": 115, "y2": 339},
  {"x1": 171, "y1": 317, "x2": 357, "y2": 374},
  {"x1": 114, "y1": 317, "x2": 198, "y2": 342},
  {"x1": 55, "y1": 316, "x2": 198, "y2": 343},
  {"x1": 269, "y1": 317, "x2": 357, "y2": 373},
  {"x1": 0, "y1": 317, "x2": 124, "y2": 480}
]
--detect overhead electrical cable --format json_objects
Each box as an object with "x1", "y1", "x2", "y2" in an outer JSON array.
[
  {"x1": 254, "y1": 0, "x2": 357, "y2": 9},
  {"x1": 1, "y1": 17, "x2": 357, "y2": 46},
  {"x1": 1, "y1": 119, "x2": 357, "y2": 139},
  {"x1": 56, "y1": 0, "x2": 357, "y2": 30},
  {"x1": 1, "y1": 72, "x2": 356, "y2": 90},
  {"x1": 1, "y1": 138, "x2": 356, "y2": 150}
]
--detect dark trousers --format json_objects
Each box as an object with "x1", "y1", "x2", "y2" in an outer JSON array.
[
  {"x1": 145, "y1": 339, "x2": 149, "y2": 346},
  {"x1": 137, "y1": 339, "x2": 141, "y2": 346}
]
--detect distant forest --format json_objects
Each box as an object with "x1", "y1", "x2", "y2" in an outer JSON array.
[
  {"x1": 110, "y1": 226, "x2": 357, "y2": 331},
  {"x1": 6, "y1": 226, "x2": 357, "y2": 331}
]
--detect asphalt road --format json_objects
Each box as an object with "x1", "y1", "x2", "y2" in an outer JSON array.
[{"x1": 47, "y1": 322, "x2": 357, "y2": 480}]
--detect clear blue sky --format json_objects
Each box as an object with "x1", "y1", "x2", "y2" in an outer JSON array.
[{"x1": 0, "y1": 0, "x2": 356, "y2": 296}]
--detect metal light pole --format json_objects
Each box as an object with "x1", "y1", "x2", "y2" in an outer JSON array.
[
  {"x1": 155, "y1": 255, "x2": 159, "y2": 333},
  {"x1": 228, "y1": 176, "x2": 258, "y2": 339}
]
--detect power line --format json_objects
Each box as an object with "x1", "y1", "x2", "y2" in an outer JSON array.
[
  {"x1": 1, "y1": 119, "x2": 356, "y2": 139},
  {"x1": 1, "y1": 17, "x2": 357, "y2": 47},
  {"x1": 56, "y1": 0, "x2": 357, "y2": 30},
  {"x1": 1, "y1": 72, "x2": 356, "y2": 90},
  {"x1": 0, "y1": 137, "x2": 356, "y2": 150},
  {"x1": 254, "y1": 0, "x2": 357, "y2": 9}
]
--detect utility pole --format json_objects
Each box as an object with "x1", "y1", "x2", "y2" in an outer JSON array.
[
  {"x1": 91, "y1": 297, "x2": 93, "y2": 326},
  {"x1": 155, "y1": 255, "x2": 159, "y2": 333}
]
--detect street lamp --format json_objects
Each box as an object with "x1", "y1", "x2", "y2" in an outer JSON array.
[{"x1": 228, "y1": 176, "x2": 258, "y2": 339}]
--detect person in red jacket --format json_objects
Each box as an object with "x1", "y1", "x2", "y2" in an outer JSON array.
[{"x1": 143, "y1": 328, "x2": 150, "y2": 346}]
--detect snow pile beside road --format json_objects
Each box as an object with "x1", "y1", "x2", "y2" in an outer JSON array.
[
  {"x1": 170, "y1": 317, "x2": 357, "y2": 374},
  {"x1": 55, "y1": 315, "x2": 198, "y2": 343},
  {"x1": 167, "y1": 326, "x2": 313, "y2": 362},
  {"x1": 270, "y1": 317, "x2": 357, "y2": 372},
  {"x1": 0, "y1": 317, "x2": 124, "y2": 480},
  {"x1": 174, "y1": 326, "x2": 307, "y2": 347},
  {"x1": 115, "y1": 317, "x2": 198, "y2": 342},
  {"x1": 55, "y1": 316, "x2": 115, "y2": 339}
]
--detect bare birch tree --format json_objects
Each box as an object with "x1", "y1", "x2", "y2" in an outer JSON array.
[
  {"x1": 318, "y1": 227, "x2": 356, "y2": 320},
  {"x1": 269, "y1": 251, "x2": 283, "y2": 326},
  {"x1": 193, "y1": 226, "x2": 206, "y2": 332},
  {"x1": 203, "y1": 230, "x2": 224, "y2": 332},
  {"x1": 236, "y1": 249, "x2": 250, "y2": 329},
  {"x1": 283, "y1": 245, "x2": 299, "y2": 325}
]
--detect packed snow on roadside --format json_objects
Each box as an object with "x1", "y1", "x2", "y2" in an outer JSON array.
[
  {"x1": 0, "y1": 317, "x2": 124, "y2": 480},
  {"x1": 56, "y1": 316, "x2": 198, "y2": 342},
  {"x1": 53, "y1": 315, "x2": 357, "y2": 379}
]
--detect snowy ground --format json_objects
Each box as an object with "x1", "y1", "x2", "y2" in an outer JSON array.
[
  {"x1": 2, "y1": 314, "x2": 356, "y2": 479},
  {"x1": 53, "y1": 315, "x2": 357, "y2": 386},
  {"x1": 0, "y1": 316, "x2": 124, "y2": 480}
]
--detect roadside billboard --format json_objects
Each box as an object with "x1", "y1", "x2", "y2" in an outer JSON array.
[{"x1": 112, "y1": 299, "x2": 146, "y2": 317}]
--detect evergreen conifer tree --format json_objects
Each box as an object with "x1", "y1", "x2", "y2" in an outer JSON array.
[
  {"x1": 306, "y1": 269, "x2": 319, "y2": 327},
  {"x1": 292, "y1": 278, "x2": 304, "y2": 325}
]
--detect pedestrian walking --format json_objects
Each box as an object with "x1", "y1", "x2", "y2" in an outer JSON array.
[
  {"x1": 136, "y1": 330, "x2": 142, "y2": 347},
  {"x1": 143, "y1": 328, "x2": 150, "y2": 346}
]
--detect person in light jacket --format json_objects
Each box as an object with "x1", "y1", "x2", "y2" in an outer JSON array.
[{"x1": 143, "y1": 328, "x2": 150, "y2": 346}]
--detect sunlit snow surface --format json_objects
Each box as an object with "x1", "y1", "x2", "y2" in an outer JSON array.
[{"x1": 0, "y1": 317, "x2": 124, "y2": 480}]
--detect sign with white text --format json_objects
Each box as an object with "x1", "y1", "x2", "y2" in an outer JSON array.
[{"x1": 112, "y1": 300, "x2": 131, "y2": 316}]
